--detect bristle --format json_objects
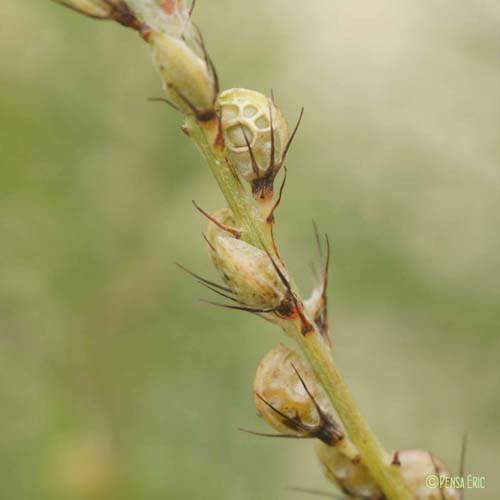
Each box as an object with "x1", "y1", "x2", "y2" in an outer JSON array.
[
  {"x1": 270, "y1": 89, "x2": 277, "y2": 105},
  {"x1": 291, "y1": 363, "x2": 327, "y2": 421},
  {"x1": 280, "y1": 107, "x2": 304, "y2": 165},
  {"x1": 197, "y1": 281, "x2": 239, "y2": 303},
  {"x1": 200, "y1": 299, "x2": 278, "y2": 314},
  {"x1": 261, "y1": 243, "x2": 292, "y2": 294},
  {"x1": 312, "y1": 220, "x2": 323, "y2": 259},
  {"x1": 239, "y1": 428, "x2": 307, "y2": 440},
  {"x1": 267, "y1": 167, "x2": 288, "y2": 223},
  {"x1": 255, "y1": 393, "x2": 309, "y2": 433},
  {"x1": 239, "y1": 124, "x2": 261, "y2": 178},
  {"x1": 201, "y1": 232, "x2": 216, "y2": 252},
  {"x1": 189, "y1": 0, "x2": 197, "y2": 16},
  {"x1": 323, "y1": 235, "x2": 331, "y2": 294},
  {"x1": 175, "y1": 262, "x2": 232, "y2": 293},
  {"x1": 147, "y1": 96, "x2": 182, "y2": 112},
  {"x1": 267, "y1": 101, "x2": 276, "y2": 172},
  {"x1": 168, "y1": 83, "x2": 199, "y2": 116},
  {"x1": 207, "y1": 54, "x2": 220, "y2": 96},
  {"x1": 192, "y1": 200, "x2": 241, "y2": 238}
]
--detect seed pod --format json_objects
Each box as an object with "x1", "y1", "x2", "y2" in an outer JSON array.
[
  {"x1": 253, "y1": 344, "x2": 346, "y2": 446},
  {"x1": 398, "y1": 449, "x2": 460, "y2": 500},
  {"x1": 317, "y1": 445, "x2": 461, "y2": 500},
  {"x1": 206, "y1": 213, "x2": 288, "y2": 309},
  {"x1": 217, "y1": 89, "x2": 289, "y2": 184},
  {"x1": 316, "y1": 441, "x2": 383, "y2": 499},
  {"x1": 151, "y1": 31, "x2": 217, "y2": 120}
]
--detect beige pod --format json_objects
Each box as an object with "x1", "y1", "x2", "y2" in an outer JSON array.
[
  {"x1": 217, "y1": 89, "x2": 289, "y2": 182},
  {"x1": 397, "y1": 449, "x2": 461, "y2": 500},
  {"x1": 316, "y1": 445, "x2": 461, "y2": 500},
  {"x1": 253, "y1": 344, "x2": 361, "y2": 454},
  {"x1": 150, "y1": 31, "x2": 216, "y2": 119},
  {"x1": 315, "y1": 441, "x2": 383, "y2": 499},
  {"x1": 205, "y1": 209, "x2": 288, "y2": 310}
]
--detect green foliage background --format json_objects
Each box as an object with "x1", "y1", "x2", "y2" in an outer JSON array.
[{"x1": 0, "y1": 1, "x2": 499, "y2": 499}]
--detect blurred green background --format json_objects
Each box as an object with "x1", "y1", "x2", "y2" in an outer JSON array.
[{"x1": 1, "y1": 1, "x2": 499, "y2": 499}]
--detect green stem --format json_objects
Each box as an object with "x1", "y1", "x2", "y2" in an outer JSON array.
[
  {"x1": 187, "y1": 115, "x2": 414, "y2": 500},
  {"x1": 185, "y1": 111, "x2": 414, "y2": 499},
  {"x1": 53, "y1": 0, "x2": 415, "y2": 497},
  {"x1": 184, "y1": 116, "x2": 271, "y2": 249},
  {"x1": 286, "y1": 323, "x2": 414, "y2": 500}
]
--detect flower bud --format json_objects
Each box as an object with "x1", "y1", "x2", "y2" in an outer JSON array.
[
  {"x1": 151, "y1": 31, "x2": 217, "y2": 120},
  {"x1": 253, "y1": 344, "x2": 345, "y2": 446},
  {"x1": 216, "y1": 88, "x2": 289, "y2": 182},
  {"x1": 206, "y1": 212, "x2": 287, "y2": 309}
]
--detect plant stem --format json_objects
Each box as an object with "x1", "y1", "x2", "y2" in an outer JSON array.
[
  {"x1": 287, "y1": 323, "x2": 414, "y2": 500},
  {"x1": 186, "y1": 115, "x2": 414, "y2": 500},
  {"x1": 184, "y1": 116, "x2": 271, "y2": 249}
]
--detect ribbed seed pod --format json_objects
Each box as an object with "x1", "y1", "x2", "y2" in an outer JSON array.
[
  {"x1": 206, "y1": 209, "x2": 287, "y2": 310},
  {"x1": 253, "y1": 344, "x2": 351, "y2": 447},
  {"x1": 217, "y1": 89, "x2": 289, "y2": 184},
  {"x1": 151, "y1": 31, "x2": 216, "y2": 120}
]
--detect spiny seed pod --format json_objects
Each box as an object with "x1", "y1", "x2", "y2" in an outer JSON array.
[
  {"x1": 397, "y1": 449, "x2": 460, "y2": 500},
  {"x1": 151, "y1": 31, "x2": 217, "y2": 120},
  {"x1": 217, "y1": 89, "x2": 289, "y2": 185},
  {"x1": 206, "y1": 211, "x2": 288, "y2": 310},
  {"x1": 253, "y1": 344, "x2": 345, "y2": 446}
]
